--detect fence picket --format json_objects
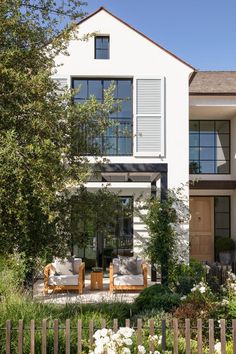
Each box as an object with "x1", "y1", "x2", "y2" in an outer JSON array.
[
  {"x1": 209, "y1": 319, "x2": 214, "y2": 354},
  {"x1": 173, "y1": 318, "x2": 178, "y2": 354},
  {"x1": 137, "y1": 319, "x2": 142, "y2": 346},
  {"x1": 18, "y1": 320, "x2": 24, "y2": 354},
  {"x1": 185, "y1": 319, "x2": 190, "y2": 354},
  {"x1": 66, "y1": 319, "x2": 70, "y2": 354},
  {"x1": 161, "y1": 319, "x2": 166, "y2": 352},
  {"x1": 101, "y1": 319, "x2": 106, "y2": 329},
  {"x1": 89, "y1": 320, "x2": 94, "y2": 346},
  {"x1": 42, "y1": 319, "x2": 47, "y2": 354},
  {"x1": 197, "y1": 319, "x2": 202, "y2": 354},
  {"x1": 220, "y1": 319, "x2": 226, "y2": 354},
  {"x1": 113, "y1": 319, "x2": 118, "y2": 332},
  {"x1": 54, "y1": 319, "x2": 59, "y2": 354},
  {"x1": 6, "y1": 320, "x2": 11, "y2": 354},
  {"x1": 77, "y1": 319, "x2": 82, "y2": 354},
  {"x1": 233, "y1": 319, "x2": 236, "y2": 354},
  {"x1": 30, "y1": 320, "x2": 35, "y2": 354},
  {"x1": 125, "y1": 319, "x2": 130, "y2": 327},
  {"x1": 149, "y1": 319, "x2": 155, "y2": 353}
]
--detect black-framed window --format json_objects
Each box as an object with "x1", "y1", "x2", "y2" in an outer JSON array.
[
  {"x1": 95, "y1": 36, "x2": 110, "y2": 59},
  {"x1": 72, "y1": 78, "x2": 133, "y2": 156},
  {"x1": 214, "y1": 196, "x2": 230, "y2": 238},
  {"x1": 189, "y1": 120, "x2": 230, "y2": 174}
]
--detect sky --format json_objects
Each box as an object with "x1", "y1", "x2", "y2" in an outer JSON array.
[{"x1": 79, "y1": 0, "x2": 236, "y2": 71}]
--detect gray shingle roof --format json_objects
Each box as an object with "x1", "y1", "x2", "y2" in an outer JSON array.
[{"x1": 190, "y1": 71, "x2": 236, "y2": 94}]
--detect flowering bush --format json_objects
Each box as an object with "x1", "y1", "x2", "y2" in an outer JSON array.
[{"x1": 90, "y1": 327, "x2": 162, "y2": 354}]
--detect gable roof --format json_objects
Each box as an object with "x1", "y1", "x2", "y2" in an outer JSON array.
[
  {"x1": 78, "y1": 7, "x2": 195, "y2": 70},
  {"x1": 190, "y1": 71, "x2": 236, "y2": 95}
]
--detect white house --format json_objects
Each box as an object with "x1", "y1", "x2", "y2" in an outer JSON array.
[{"x1": 53, "y1": 7, "x2": 236, "y2": 267}]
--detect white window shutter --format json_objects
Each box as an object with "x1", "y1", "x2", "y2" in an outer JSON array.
[{"x1": 135, "y1": 78, "x2": 165, "y2": 156}]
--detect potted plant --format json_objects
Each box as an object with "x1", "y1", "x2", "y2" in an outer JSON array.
[{"x1": 215, "y1": 237, "x2": 235, "y2": 265}]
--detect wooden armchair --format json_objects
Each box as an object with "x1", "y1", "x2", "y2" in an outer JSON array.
[
  {"x1": 44, "y1": 260, "x2": 85, "y2": 295},
  {"x1": 109, "y1": 258, "x2": 147, "y2": 294}
]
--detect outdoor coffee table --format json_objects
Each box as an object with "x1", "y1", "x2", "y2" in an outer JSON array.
[{"x1": 90, "y1": 270, "x2": 103, "y2": 291}]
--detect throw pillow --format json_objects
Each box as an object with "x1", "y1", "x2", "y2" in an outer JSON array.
[{"x1": 118, "y1": 257, "x2": 139, "y2": 275}]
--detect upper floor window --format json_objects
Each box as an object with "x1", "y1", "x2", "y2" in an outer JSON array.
[
  {"x1": 72, "y1": 78, "x2": 133, "y2": 156},
  {"x1": 95, "y1": 36, "x2": 110, "y2": 59},
  {"x1": 189, "y1": 120, "x2": 230, "y2": 174}
]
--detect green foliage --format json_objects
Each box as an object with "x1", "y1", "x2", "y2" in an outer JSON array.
[
  {"x1": 174, "y1": 259, "x2": 206, "y2": 295},
  {"x1": 0, "y1": 1, "x2": 117, "y2": 262},
  {"x1": 142, "y1": 188, "x2": 189, "y2": 285},
  {"x1": 133, "y1": 284, "x2": 181, "y2": 313},
  {"x1": 215, "y1": 237, "x2": 235, "y2": 252},
  {"x1": 0, "y1": 254, "x2": 26, "y2": 297}
]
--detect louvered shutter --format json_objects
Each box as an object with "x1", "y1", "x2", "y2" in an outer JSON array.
[{"x1": 135, "y1": 78, "x2": 164, "y2": 156}]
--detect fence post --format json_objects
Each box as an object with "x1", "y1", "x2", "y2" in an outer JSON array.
[
  {"x1": 125, "y1": 319, "x2": 130, "y2": 327},
  {"x1": 149, "y1": 319, "x2": 155, "y2": 353},
  {"x1": 209, "y1": 319, "x2": 214, "y2": 354},
  {"x1": 6, "y1": 320, "x2": 11, "y2": 354},
  {"x1": 101, "y1": 319, "x2": 106, "y2": 329},
  {"x1": 54, "y1": 319, "x2": 59, "y2": 354},
  {"x1": 30, "y1": 320, "x2": 35, "y2": 354},
  {"x1": 89, "y1": 320, "x2": 94, "y2": 347},
  {"x1": 137, "y1": 318, "x2": 142, "y2": 346},
  {"x1": 42, "y1": 319, "x2": 47, "y2": 354},
  {"x1": 185, "y1": 319, "x2": 190, "y2": 354},
  {"x1": 197, "y1": 319, "x2": 202, "y2": 354},
  {"x1": 220, "y1": 319, "x2": 226, "y2": 354},
  {"x1": 66, "y1": 319, "x2": 70, "y2": 354},
  {"x1": 113, "y1": 319, "x2": 118, "y2": 332},
  {"x1": 173, "y1": 318, "x2": 178, "y2": 354},
  {"x1": 77, "y1": 319, "x2": 82, "y2": 354},
  {"x1": 18, "y1": 320, "x2": 24, "y2": 354},
  {"x1": 161, "y1": 319, "x2": 166, "y2": 352},
  {"x1": 233, "y1": 319, "x2": 236, "y2": 354}
]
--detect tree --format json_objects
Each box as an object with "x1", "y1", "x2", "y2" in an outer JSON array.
[
  {"x1": 142, "y1": 188, "x2": 189, "y2": 285},
  {"x1": 0, "y1": 1, "x2": 115, "y2": 260},
  {"x1": 71, "y1": 187, "x2": 123, "y2": 267}
]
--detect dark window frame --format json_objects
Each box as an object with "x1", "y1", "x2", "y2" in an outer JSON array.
[
  {"x1": 189, "y1": 120, "x2": 230, "y2": 175},
  {"x1": 71, "y1": 78, "x2": 133, "y2": 156},
  {"x1": 95, "y1": 36, "x2": 110, "y2": 59},
  {"x1": 214, "y1": 196, "x2": 231, "y2": 239}
]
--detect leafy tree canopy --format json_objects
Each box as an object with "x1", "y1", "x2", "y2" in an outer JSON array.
[{"x1": 0, "y1": 0, "x2": 115, "y2": 259}]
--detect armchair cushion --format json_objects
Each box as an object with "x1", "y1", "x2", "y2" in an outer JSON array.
[
  {"x1": 49, "y1": 274, "x2": 78, "y2": 286},
  {"x1": 52, "y1": 257, "x2": 73, "y2": 275},
  {"x1": 113, "y1": 274, "x2": 144, "y2": 286},
  {"x1": 117, "y1": 257, "x2": 142, "y2": 275}
]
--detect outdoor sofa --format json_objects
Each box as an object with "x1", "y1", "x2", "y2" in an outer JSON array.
[
  {"x1": 44, "y1": 257, "x2": 85, "y2": 295},
  {"x1": 109, "y1": 257, "x2": 147, "y2": 293}
]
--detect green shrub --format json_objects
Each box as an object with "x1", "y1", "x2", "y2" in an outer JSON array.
[
  {"x1": 133, "y1": 284, "x2": 181, "y2": 313},
  {"x1": 215, "y1": 237, "x2": 235, "y2": 252},
  {"x1": 0, "y1": 253, "x2": 26, "y2": 297}
]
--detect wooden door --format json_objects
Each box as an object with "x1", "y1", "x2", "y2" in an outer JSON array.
[{"x1": 189, "y1": 197, "x2": 214, "y2": 262}]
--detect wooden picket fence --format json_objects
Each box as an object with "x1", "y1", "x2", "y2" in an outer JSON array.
[{"x1": 3, "y1": 318, "x2": 236, "y2": 353}]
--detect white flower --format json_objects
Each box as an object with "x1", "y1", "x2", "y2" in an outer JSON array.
[
  {"x1": 123, "y1": 338, "x2": 133, "y2": 346},
  {"x1": 121, "y1": 348, "x2": 131, "y2": 354},
  {"x1": 100, "y1": 328, "x2": 108, "y2": 337},
  {"x1": 118, "y1": 327, "x2": 135, "y2": 338},
  {"x1": 199, "y1": 286, "x2": 206, "y2": 293},
  {"x1": 181, "y1": 295, "x2": 187, "y2": 300},
  {"x1": 221, "y1": 298, "x2": 229, "y2": 306},
  {"x1": 138, "y1": 345, "x2": 146, "y2": 354},
  {"x1": 214, "y1": 342, "x2": 221, "y2": 354}
]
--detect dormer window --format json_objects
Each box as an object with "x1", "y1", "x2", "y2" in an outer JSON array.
[{"x1": 95, "y1": 36, "x2": 110, "y2": 59}]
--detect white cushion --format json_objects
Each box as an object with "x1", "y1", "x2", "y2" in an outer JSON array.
[
  {"x1": 112, "y1": 258, "x2": 120, "y2": 274},
  {"x1": 73, "y1": 258, "x2": 82, "y2": 274},
  {"x1": 49, "y1": 274, "x2": 78, "y2": 286},
  {"x1": 113, "y1": 274, "x2": 144, "y2": 286},
  {"x1": 52, "y1": 258, "x2": 73, "y2": 275}
]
